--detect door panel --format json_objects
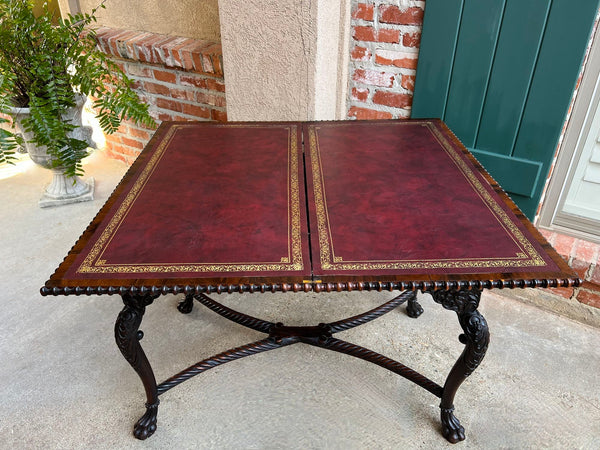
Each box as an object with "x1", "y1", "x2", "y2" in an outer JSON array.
[
  {"x1": 410, "y1": 0, "x2": 463, "y2": 118},
  {"x1": 412, "y1": 0, "x2": 600, "y2": 219},
  {"x1": 469, "y1": 148, "x2": 542, "y2": 198},
  {"x1": 475, "y1": 0, "x2": 549, "y2": 156},
  {"x1": 444, "y1": 0, "x2": 505, "y2": 147}
]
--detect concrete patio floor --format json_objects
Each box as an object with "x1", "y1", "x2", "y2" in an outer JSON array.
[{"x1": 1, "y1": 150, "x2": 599, "y2": 449}]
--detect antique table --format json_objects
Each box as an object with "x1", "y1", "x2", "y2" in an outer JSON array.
[{"x1": 42, "y1": 119, "x2": 578, "y2": 443}]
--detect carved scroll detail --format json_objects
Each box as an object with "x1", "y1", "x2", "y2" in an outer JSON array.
[
  {"x1": 115, "y1": 293, "x2": 160, "y2": 440},
  {"x1": 430, "y1": 289, "x2": 489, "y2": 377},
  {"x1": 430, "y1": 289, "x2": 490, "y2": 443}
]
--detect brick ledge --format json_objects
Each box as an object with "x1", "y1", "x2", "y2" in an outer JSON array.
[{"x1": 94, "y1": 27, "x2": 223, "y2": 76}]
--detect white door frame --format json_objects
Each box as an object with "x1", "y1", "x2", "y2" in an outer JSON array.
[{"x1": 537, "y1": 21, "x2": 600, "y2": 244}]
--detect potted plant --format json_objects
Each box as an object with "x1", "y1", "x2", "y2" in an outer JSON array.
[{"x1": 0, "y1": 0, "x2": 154, "y2": 206}]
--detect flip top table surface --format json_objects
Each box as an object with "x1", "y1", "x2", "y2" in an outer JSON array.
[{"x1": 43, "y1": 119, "x2": 578, "y2": 294}]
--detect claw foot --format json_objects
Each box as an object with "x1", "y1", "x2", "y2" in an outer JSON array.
[
  {"x1": 406, "y1": 298, "x2": 424, "y2": 318},
  {"x1": 440, "y1": 407, "x2": 465, "y2": 443},
  {"x1": 133, "y1": 402, "x2": 159, "y2": 440},
  {"x1": 177, "y1": 296, "x2": 194, "y2": 314}
]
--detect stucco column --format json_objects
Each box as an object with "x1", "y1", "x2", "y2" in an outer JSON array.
[{"x1": 218, "y1": 0, "x2": 351, "y2": 121}]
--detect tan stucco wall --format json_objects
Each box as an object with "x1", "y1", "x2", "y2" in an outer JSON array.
[
  {"x1": 219, "y1": 0, "x2": 350, "y2": 121},
  {"x1": 219, "y1": 0, "x2": 316, "y2": 121},
  {"x1": 315, "y1": 0, "x2": 351, "y2": 120},
  {"x1": 57, "y1": 0, "x2": 221, "y2": 42}
]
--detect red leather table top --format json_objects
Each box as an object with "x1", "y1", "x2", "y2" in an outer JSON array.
[
  {"x1": 305, "y1": 120, "x2": 561, "y2": 280},
  {"x1": 43, "y1": 119, "x2": 578, "y2": 294}
]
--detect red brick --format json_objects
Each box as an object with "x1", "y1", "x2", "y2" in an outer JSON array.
[
  {"x1": 92, "y1": 27, "x2": 112, "y2": 54},
  {"x1": 375, "y1": 50, "x2": 418, "y2": 69},
  {"x1": 127, "y1": 64, "x2": 153, "y2": 78},
  {"x1": 571, "y1": 258, "x2": 591, "y2": 280},
  {"x1": 107, "y1": 142, "x2": 140, "y2": 157},
  {"x1": 353, "y1": 69, "x2": 394, "y2": 87},
  {"x1": 351, "y1": 87, "x2": 369, "y2": 102},
  {"x1": 132, "y1": 34, "x2": 166, "y2": 63},
  {"x1": 373, "y1": 90, "x2": 413, "y2": 109},
  {"x1": 378, "y1": 28, "x2": 401, "y2": 43},
  {"x1": 200, "y1": 43, "x2": 223, "y2": 75},
  {"x1": 169, "y1": 88, "x2": 196, "y2": 102},
  {"x1": 196, "y1": 92, "x2": 226, "y2": 108},
  {"x1": 553, "y1": 234, "x2": 576, "y2": 259},
  {"x1": 205, "y1": 78, "x2": 226, "y2": 93},
  {"x1": 352, "y1": 3, "x2": 374, "y2": 21},
  {"x1": 200, "y1": 48, "x2": 215, "y2": 73},
  {"x1": 353, "y1": 26, "x2": 400, "y2": 43},
  {"x1": 143, "y1": 81, "x2": 172, "y2": 96},
  {"x1": 191, "y1": 51, "x2": 206, "y2": 74},
  {"x1": 127, "y1": 127, "x2": 151, "y2": 140},
  {"x1": 542, "y1": 287, "x2": 574, "y2": 299},
  {"x1": 591, "y1": 264, "x2": 600, "y2": 284},
  {"x1": 576, "y1": 289, "x2": 600, "y2": 308},
  {"x1": 403, "y1": 31, "x2": 421, "y2": 48},
  {"x1": 574, "y1": 240, "x2": 600, "y2": 263},
  {"x1": 581, "y1": 281, "x2": 600, "y2": 291},
  {"x1": 156, "y1": 112, "x2": 175, "y2": 122},
  {"x1": 134, "y1": 34, "x2": 167, "y2": 63},
  {"x1": 123, "y1": 32, "x2": 153, "y2": 61},
  {"x1": 110, "y1": 61, "x2": 127, "y2": 73},
  {"x1": 351, "y1": 46, "x2": 372, "y2": 61},
  {"x1": 401, "y1": 74, "x2": 416, "y2": 91},
  {"x1": 123, "y1": 116, "x2": 158, "y2": 131},
  {"x1": 153, "y1": 69, "x2": 177, "y2": 84},
  {"x1": 151, "y1": 36, "x2": 180, "y2": 65},
  {"x1": 154, "y1": 36, "x2": 185, "y2": 66},
  {"x1": 169, "y1": 38, "x2": 195, "y2": 67},
  {"x1": 120, "y1": 136, "x2": 145, "y2": 149},
  {"x1": 348, "y1": 106, "x2": 393, "y2": 120},
  {"x1": 105, "y1": 148, "x2": 129, "y2": 164},
  {"x1": 129, "y1": 79, "x2": 144, "y2": 91},
  {"x1": 103, "y1": 133, "x2": 122, "y2": 144},
  {"x1": 156, "y1": 97, "x2": 183, "y2": 112},
  {"x1": 180, "y1": 74, "x2": 208, "y2": 89},
  {"x1": 212, "y1": 49, "x2": 224, "y2": 76},
  {"x1": 179, "y1": 41, "x2": 211, "y2": 72},
  {"x1": 105, "y1": 30, "x2": 134, "y2": 57},
  {"x1": 181, "y1": 103, "x2": 211, "y2": 118},
  {"x1": 211, "y1": 109, "x2": 228, "y2": 122},
  {"x1": 113, "y1": 31, "x2": 139, "y2": 58},
  {"x1": 380, "y1": 5, "x2": 424, "y2": 25},
  {"x1": 352, "y1": 25, "x2": 375, "y2": 42},
  {"x1": 538, "y1": 228, "x2": 555, "y2": 244}
]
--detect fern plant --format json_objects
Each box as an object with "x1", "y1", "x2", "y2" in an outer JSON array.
[{"x1": 0, "y1": 0, "x2": 154, "y2": 177}]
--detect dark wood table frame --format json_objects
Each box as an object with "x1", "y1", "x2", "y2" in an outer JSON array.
[
  {"x1": 42, "y1": 120, "x2": 578, "y2": 444},
  {"x1": 114, "y1": 287, "x2": 487, "y2": 443}
]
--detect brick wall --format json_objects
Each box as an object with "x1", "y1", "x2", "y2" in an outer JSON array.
[
  {"x1": 539, "y1": 230, "x2": 600, "y2": 309},
  {"x1": 93, "y1": 27, "x2": 227, "y2": 164},
  {"x1": 347, "y1": 0, "x2": 424, "y2": 120}
]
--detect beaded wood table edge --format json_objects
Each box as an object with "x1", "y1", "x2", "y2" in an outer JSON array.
[{"x1": 40, "y1": 119, "x2": 580, "y2": 444}]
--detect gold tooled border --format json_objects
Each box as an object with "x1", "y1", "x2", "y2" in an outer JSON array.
[
  {"x1": 309, "y1": 121, "x2": 548, "y2": 271},
  {"x1": 77, "y1": 124, "x2": 304, "y2": 274}
]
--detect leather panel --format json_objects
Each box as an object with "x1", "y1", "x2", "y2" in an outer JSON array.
[
  {"x1": 63, "y1": 122, "x2": 311, "y2": 281},
  {"x1": 305, "y1": 120, "x2": 560, "y2": 276}
]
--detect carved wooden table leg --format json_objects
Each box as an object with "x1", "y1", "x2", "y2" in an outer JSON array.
[
  {"x1": 177, "y1": 293, "x2": 194, "y2": 314},
  {"x1": 430, "y1": 289, "x2": 490, "y2": 443},
  {"x1": 406, "y1": 291, "x2": 424, "y2": 318},
  {"x1": 115, "y1": 292, "x2": 160, "y2": 440}
]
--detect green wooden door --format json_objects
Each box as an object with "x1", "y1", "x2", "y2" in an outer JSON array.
[{"x1": 412, "y1": 0, "x2": 600, "y2": 219}]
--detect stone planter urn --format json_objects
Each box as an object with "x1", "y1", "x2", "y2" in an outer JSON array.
[{"x1": 10, "y1": 94, "x2": 96, "y2": 207}]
